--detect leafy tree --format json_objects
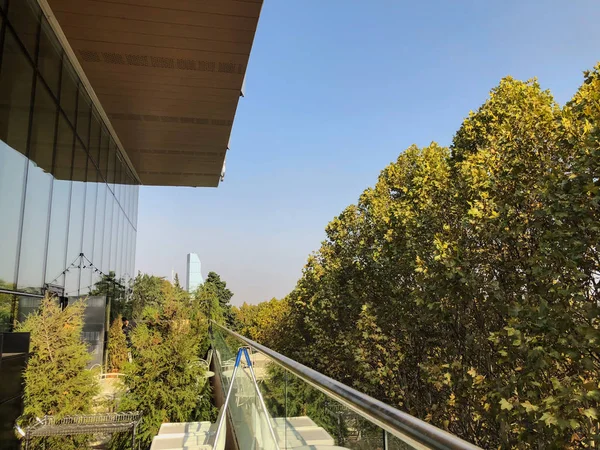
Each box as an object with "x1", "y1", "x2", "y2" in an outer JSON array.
[
  {"x1": 256, "y1": 65, "x2": 600, "y2": 448},
  {"x1": 107, "y1": 315, "x2": 128, "y2": 372},
  {"x1": 16, "y1": 296, "x2": 98, "y2": 449},
  {"x1": 232, "y1": 298, "x2": 291, "y2": 350}
]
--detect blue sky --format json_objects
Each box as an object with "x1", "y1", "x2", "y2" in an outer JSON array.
[{"x1": 136, "y1": 0, "x2": 600, "y2": 305}]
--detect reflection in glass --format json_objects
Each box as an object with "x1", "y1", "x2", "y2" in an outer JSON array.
[
  {"x1": 60, "y1": 59, "x2": 78, "y2": 126},
  {"x1": 44, "y1": 115, "x2": 73, "y2": 291},
  {"x1": 0, "y1": 3, "x2": 141, "y2": 300},
  {"x1": 16, "y1": 80, "x2": 57, "y2": 293},
  {"x1": 28, "y1": 78, "x2": 56, "y2": 174},
  {"x1": 99, "y1": 127, "x2": 109, "y2": 182},
  {"x1": 89, "y1": 110, "x2": 101, "y2": 167},
  {"x1": 0, "y1": 142, "x2": 27, "y2": 289},
  {"x1": 102, "y1": 195, "x2": 114, "y2": 274},
  {"x1": 0, "y1": 28, "x2": 34, "y2": 156},
  {"x1": 81, "y1": 156, "x2": 97, "y2": 293},
  {"x1": 17, "y1": 160, "x2": 52, "y2": 293},
  {"x1": 38, "y1": 18, "x2": 62, "y2": 96},
  {"x1": 64, "y1": 143, "x2": 86, "y2": 296},
  {"x1": 7, "y1": 0, "x2": 40, "y2": 60},
  {"x1": 45, "y1": 177, "x2": 70, "y2": 291},
  {"x1": 77, "y1": 88, "x2": 91, "y2": 145},
  {"x1": 110, "y1": 202, "x2": 119, "y2": 274},
  {"x1": 107, "y1": 139, "x2": 116, "y2": 186},
  {"x1": 93, "y1": 183, "x2": 107, "y2": 287}
]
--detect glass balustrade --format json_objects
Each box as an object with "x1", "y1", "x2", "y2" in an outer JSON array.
[{"x1": 210, "y1": 325, "x2": 437, "y2": 450}]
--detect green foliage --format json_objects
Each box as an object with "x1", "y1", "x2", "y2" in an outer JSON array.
[
  {"x1": 16, "y1": 297, "x2": 98, "y2": 449},
  {"x1": 231, "y1": 298, "x2": 291, "y2": 350},
  {"x1": 90, "y1": 271, "x2": 128, "y2": 320},
  {"x1": 0, "y1": 282, "x2": 15, "y2": 331},
  {"x1": 203, "y1": 272, "x2": 234, "y2": 325},
  {"x1": 257, "y1": 65, "x2": 600, "y2": 448},
  {"x1": 107, "y1": 315, "x2": 128, "y2": 372},
  {"x1": 110, "y1": 292, "x2": 213, "y2": 449},
  {"x1": 130, "y1": 273, "x2": 168, "y2": 319},
  {"x1": 204, "y1": 272, "x2": 233, "y2": 307}
]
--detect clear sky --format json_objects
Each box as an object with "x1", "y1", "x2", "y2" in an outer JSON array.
[{"x1": 136, "y1": 0, "x2": 600, "y2": 305}]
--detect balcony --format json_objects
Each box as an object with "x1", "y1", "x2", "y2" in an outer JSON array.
[{"x1": 149, "y1": 323, "x2": 481, "y2": 450}]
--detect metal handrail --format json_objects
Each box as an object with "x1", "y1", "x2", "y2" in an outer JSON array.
[{"x1": 212, "y1": 322, "x2": 482, "y2": 450}]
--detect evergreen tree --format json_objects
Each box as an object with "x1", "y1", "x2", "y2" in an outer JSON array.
[
  {"x1": 90, "y1": 271, "x2": 128, "y2": 320},
  {"x1": 130, "y1": 273, "x2": 167, "y2": 319},
  {"x1": 203, "y1": 272, "x2": 234, "y2": 325},
  {"x1": 110, "y1": 295, "x2": 211, "y2": 449},
  {"x1": 107, "y1": 315, "x2": 128, "y2": 372},
  {"x1": 16, "y1": 296, "x2": 98, "y2": 449}
]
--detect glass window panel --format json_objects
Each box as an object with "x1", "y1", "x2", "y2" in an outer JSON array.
[
  {"x1": 125, "y1": 181, "x2": 131, "y2": 223},
  {"x1": 37, "y1": 17, "x2": 62, "y2": 96},
  {"x1": 45, "y1": 115, "x2": 73, "y2": 290},
  {"x1": 0, "y1": 28, "x2": 34, "y2": 156},
  {"x1": 93, "y1": 183, "x2": 107, "y2": 288},
  {"x1": 60, "y1": 59, "x2": 78, "y2": 126},
  {"x1": 107, "y1": 139, "x2": 116, "y2": 186},
  {"x1": 28, "y1": 77, "x2": 56, "y2": 173},
  {"x1": 115, "y1": 210, "x2": 122, "y2": 279},
  {"x1": 72, "y1": 129, "x2": 87, "y2": 183},
  {"x1": 115, "y1": 154, "x2": 123, "y2": 203},
  {"x1": 81, "y1": 156, "x2": 97, "y2": 294},
  {"x1": 131, "y1": 227, "x2": 137, "y2": 277},
  {"x1": 8, "y1": 0, "x2": 40, "y2": 60},
  {"x1": 0, "y1": 141, "x2": 27, "y2": 290},
  {"x1": 89, "y1": 109, "x2": 101, "y2": 168},
  {"x1": 120, "y1": 211, "x2": 126, "y2": 279},
  {"x1": 64, "y1": 142, "x2": 86, "y2": 296},
  {"x1": 44, "y1": 177, "x2": 70, "y2": 291},
  {"x1": 110, "y1": 201, "x2": 119, "y2": 274},
  {"x1": 16, "y1": 79, "x2": 57, "y2": 293},
  {"x1": 102, "y1": 195, "x2": 113, "y2": 275},
  {"x1": 129, "y1": 224, "x2": 134, "y2": 279},
  {"x1": 99, "y1": 126, "x2": 109, "y2": 182},
  {"x1": 17, "y1": 159, "x2": 52, "y2": 293},
  {"x1": 76, "y1": 87, "x2": 91, "y2": 146}
]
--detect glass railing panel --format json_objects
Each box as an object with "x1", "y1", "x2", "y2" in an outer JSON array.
[
  {"x1": 223, "y1": 348, "x2": 279, "y2": 450},
  {"x1": 210, "y1": 324, "x2": 479, "y2": 450},
  {"x1": 211, "y1": 325, "x2": 238, "y2": 393}
]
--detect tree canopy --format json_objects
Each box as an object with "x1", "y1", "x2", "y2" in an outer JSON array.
[
  {"x1": 246, "y1": 65, "x2": 600, "y2": 448},
  {"x1": 17, "y1": 297, "x2": 99, "y2": 449}
]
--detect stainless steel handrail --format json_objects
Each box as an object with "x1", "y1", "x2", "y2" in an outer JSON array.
[{"x1": 212, "y1": 322, "x2": 482, "y2": 450}]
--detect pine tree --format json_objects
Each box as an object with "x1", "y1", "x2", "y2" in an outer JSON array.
[
  {"x1": 16, "y1": 296, "x2": 99, "y2": 449},
  {"x1": 110, "y1": 295, "x2": 212, "y2": 449},
  {"x1": 107, "y1": 315, "x2": 128, "y2": 372}
]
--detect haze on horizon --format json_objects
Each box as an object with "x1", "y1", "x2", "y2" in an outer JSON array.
[{"x1": 135, "y1": 0, "x2": 600, "y2": 305}]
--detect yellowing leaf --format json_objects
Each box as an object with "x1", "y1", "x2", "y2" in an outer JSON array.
[
  {"x1": 521, "y1": 401, "x2": 539, "y2": 413},
  {"x1": 582, "y1": 408, "x2": 598, "y2": 420},
  {"x1": 500, "y1": 398, "x2": 513, "y2": 411}
]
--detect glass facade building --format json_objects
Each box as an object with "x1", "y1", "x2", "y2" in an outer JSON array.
[
  {"x1": 0, "y1": 0, "x2": 139, "y2": 330},
  {"x1": 186, "y1": 253, "x2": 204, "y2": 293}
]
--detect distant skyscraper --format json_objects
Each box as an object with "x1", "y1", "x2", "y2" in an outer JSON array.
[{"x1": 186, "y1": 253, "x2": 204, "y2": 292}]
